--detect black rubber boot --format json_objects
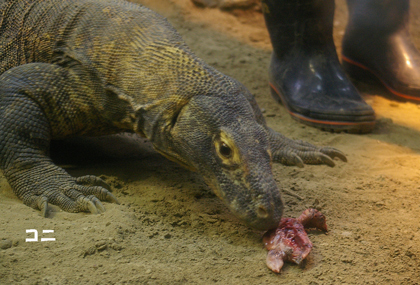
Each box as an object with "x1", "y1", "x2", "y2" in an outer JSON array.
[
  {"x1": 262, "y1": 0, "x2": 375, "y2": 133},
  {"x1": 342, "y1": 0, "x2": 420, "y2": 102}
]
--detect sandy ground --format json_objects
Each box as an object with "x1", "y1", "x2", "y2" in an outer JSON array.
[{"x1": 2, "y1": 0, "x2": 420, "y2": 284}]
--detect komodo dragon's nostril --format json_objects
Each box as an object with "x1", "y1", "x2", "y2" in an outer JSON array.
[{"x1": 257, "y1": 205, "x2": 269, "y2": 219}]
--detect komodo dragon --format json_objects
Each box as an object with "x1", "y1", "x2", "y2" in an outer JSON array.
[{"x1": 0, "y1": 0, "x2": 346, "y2": 230}]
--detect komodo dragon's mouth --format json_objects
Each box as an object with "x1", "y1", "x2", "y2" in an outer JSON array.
[{"x1": 154, "y1": 148, "x2": 198, "y2": 173}]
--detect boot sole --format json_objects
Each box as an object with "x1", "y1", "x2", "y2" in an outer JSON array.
[
  {"x1": 269, "y1": 83, "x2": 376, "y2": 134},
  {"x1": 342, "y1": 55, "x2": 420, "y2": 102}
]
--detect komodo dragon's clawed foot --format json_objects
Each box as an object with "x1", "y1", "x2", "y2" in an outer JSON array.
[
  {"x1": 269, "y1": 130, "x2": 347, "y2": 167},
  {"x1": 21, "y1": 174, "x2": 119, "y2": 217},
  {"x1": 75, "y1": 175, "x2": 120, "y2": 204}
]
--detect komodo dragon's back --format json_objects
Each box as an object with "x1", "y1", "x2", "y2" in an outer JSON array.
[
  {"x1": 1, "y1": 0, "x2": 189, "y2": 84},
  {"x1": 0, "y1": 0, "x2": 345, "y2": 230}
]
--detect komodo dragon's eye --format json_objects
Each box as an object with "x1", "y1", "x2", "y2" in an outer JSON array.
[
  {"x1": 214, "y1": 131, "x2": 240, "y2": 167},
  {"x1": 219, "y1": 143, "x2": 232, "y2": 158}
]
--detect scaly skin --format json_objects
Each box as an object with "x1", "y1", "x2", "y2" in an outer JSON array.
[{"x1": 0, "y1": 0, "x2": 346, "y2": 230}]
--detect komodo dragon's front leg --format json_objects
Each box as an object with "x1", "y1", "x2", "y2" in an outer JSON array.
[
  {"x1": 237, "y1": 82, "x2": 347, "y2": 168},
  {"x1": 0, "y1": 63, "x2": 119, "y2": 216},
  {"x1": 267, "y1": 129, "x2": 347, "y2": 167}
]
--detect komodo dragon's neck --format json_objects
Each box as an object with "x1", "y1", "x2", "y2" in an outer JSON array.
[{"x1": 107, "y1": 42, "x2": 228, "y2": 170}]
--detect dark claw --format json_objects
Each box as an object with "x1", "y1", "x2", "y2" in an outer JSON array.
[
  {"x1": 320, "y1": 147, "x2": 347, "y2": 162},
  {"x1": 294, "y1": 155, "x2": 305, "y2": 168},
  {"x1": 276, "y1": 150, "x2": 305, "y2": 167},
  {"x1": 95, "y1": 200, "x2": 106, "y2": 213},
  {"x1": 285, "y1": 151, "x2": 305, "y2": 168},
  {"x1": 106, "y1": 192, "x2": 120, "y2": 204},
  {"x1": 87, "y1": 195, "x2": 106, "y2": 213},
  {"x1": 318, "y1": 153, "x2": 336, "y2": 167},
  {"x1": 297, "y1": 151, "x2": 336, "y2": 167},
  {"x1": 38, "y1": 196, "x2": 48, "y2": 217},
  {"x1": 83, "y1": 197, "x2": 99, "y2": 214},
  {"x1": 73, "y1": 196, "x2": 101, "y2": 214}
]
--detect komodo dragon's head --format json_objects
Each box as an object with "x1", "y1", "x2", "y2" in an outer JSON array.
[{"x1": 161, "y1": 84, "x2": 283, "y2": 231}]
